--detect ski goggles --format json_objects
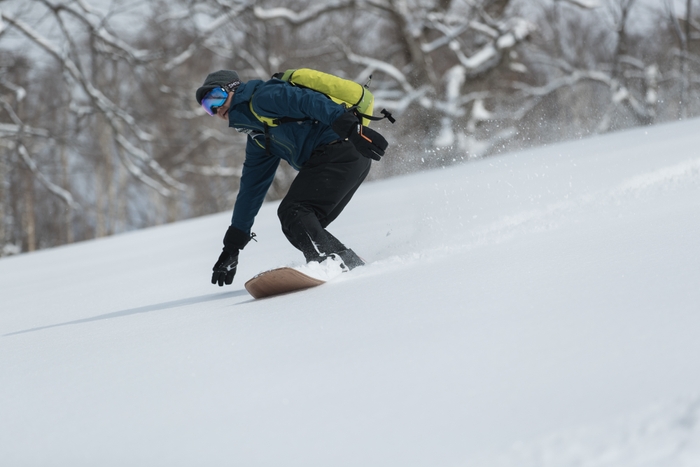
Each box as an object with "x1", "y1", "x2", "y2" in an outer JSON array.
[{"x1": 201, "y1": 87, "x2": 229, "y2": 116}]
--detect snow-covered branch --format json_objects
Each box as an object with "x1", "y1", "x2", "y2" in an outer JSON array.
[
  {"x1": 253, "y1": 0, "x2": 354, "y2": 24},
  {"x1": 2, "y1": 13, "x2": 136, "y2": 132},
  {"x1": 170, "y1": 128, "x2": 239, "y2": 166},
  {"x1": 16, "y1": 143, "x2": 80, "y2": 210},
  {"x1": 163, "y1": 1, "x2": 251, "y2": 71},
  {"x1": 36, "y1": 0, "x2": 154, "y2": 62},
  {"x1": 513, "y1": 69, "x2": 613, "y2": 96},
  {"x1": 0, "y1": 77, "x2": 26, "y2": 101},
  {"x1": 452, "y1": 18, "x2": 534, "y2": 75},
  {"x1": 563, "y1": 0, "x2": 601, "y2": 9},
  {"x1": 179, "y1": 164, "x2": 242, "y2": 178},
  {"x1": 2, "y1": 9, "x2": 183, "y2": 196},
  {"x1": 514, "y1": 67, "x2": 655, "y2": 124},
  {"x1": 114, "y1": 134, "x2": 186, "y2": 195},
  {"x1": 422, "y1": 14, "x2": 510, "y2": 54},
  {"x1": 163, "y1": 12, "x2": 232, "y2": 71},
  {"x1": 0, "y1": 123, "x2": 50, "y2": 139},
  {"x1": 0, "y1": 98, "x2": 79, "y2": 209},
  {"x1": 341, "y1": 47, "x2": 416, "y2": 95}
]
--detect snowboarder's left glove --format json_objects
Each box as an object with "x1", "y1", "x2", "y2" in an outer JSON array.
[
  {"x1": 223, "y1": 225, "x2": 253, "y2": 252},
  {"x1": 332, "y1": 110, "x2": 389, "y2": 161},
  {"x1": 211, "y1": 226, "x2": 253, "y2": 286},
  {"x1": 212, "y1": 250, "x2": 238, "y2": 286}
]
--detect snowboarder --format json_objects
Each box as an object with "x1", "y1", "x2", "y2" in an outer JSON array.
[{"x1": 196, "y1": 70, "x2": 388, "y2": 286}]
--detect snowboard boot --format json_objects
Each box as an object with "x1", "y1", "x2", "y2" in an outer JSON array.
[
  {"x1": 335, "y1": 249, "x2": 365, "y2": 270},
  {"x1": 308, "y1": 249, "x2": 364, "y2": 272}
]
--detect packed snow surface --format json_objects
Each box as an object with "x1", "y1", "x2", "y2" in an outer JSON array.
[{"x1": 1, "y1": 119, "x2": 700, "y2": 466}]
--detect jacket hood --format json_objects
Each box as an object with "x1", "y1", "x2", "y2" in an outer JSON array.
[{"x1": 229, "y1": 79, "x2": 264, "y2": 106}]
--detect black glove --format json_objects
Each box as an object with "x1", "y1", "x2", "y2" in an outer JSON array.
[
  {"x1": 211, "y1": 226, "x2": 253, "y2": 287},
  {"x1": 212, "y1": 250, "x2": 238, "y2": 286},
  {"x1": 223, "y1": 225, "x2": 252, "y2": 252},
  {"x1": 332, "y1": 110, "x2": 389, "y2": 161}
]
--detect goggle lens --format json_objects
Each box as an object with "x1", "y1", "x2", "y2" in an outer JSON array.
[{"x1": 201, "y1": 87, "x2": 228, "y2": 116}]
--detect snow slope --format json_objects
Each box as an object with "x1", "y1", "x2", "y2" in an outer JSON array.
[{"x1": 1, "y1": 119, "x2": 700, "y2": 467}]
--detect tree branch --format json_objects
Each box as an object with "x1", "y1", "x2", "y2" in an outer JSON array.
[
  {"x1": 2, "y1": 10, "x2": 184, "y2": 196},
  {"x1": 253, "y1": 0, "x2": 355, "y2": 24}
]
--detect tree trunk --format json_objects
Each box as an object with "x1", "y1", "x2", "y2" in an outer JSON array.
[
  {"x1": 388, "y1": 0, "x2": 439, "y2": 89},
  {"x1": 23, "y1": 167, "x2": 37, "y2": 252},
  {"x1": 680, "y1": 0, "x2": 692, "y2": 118},
  {"x1": 0, "y1": 150, "x2": 6, "y2": 250},
  {"x1": 60, "y1": 139, "x2": 74, "y2": 244}
]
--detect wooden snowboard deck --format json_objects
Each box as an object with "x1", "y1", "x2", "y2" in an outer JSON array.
[{"x1": 244, "y1": 267, "x2": 325, "y2": 299}]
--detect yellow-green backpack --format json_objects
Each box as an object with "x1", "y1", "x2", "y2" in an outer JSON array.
[{"x1": 251, "y1": 68, "x2": 394, "y2": 128}]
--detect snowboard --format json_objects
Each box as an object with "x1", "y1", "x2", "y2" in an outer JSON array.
[{"x1": 244, "y1": 267, "x2": 326, "y2": 299}]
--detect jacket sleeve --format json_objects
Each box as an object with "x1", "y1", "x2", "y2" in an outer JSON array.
[
  {"x1": 230, "y1": 138, "x2": 280, "y2": 234},
  {"x1": 251, "y1": 81, "x2": 347, "y2": 128}
]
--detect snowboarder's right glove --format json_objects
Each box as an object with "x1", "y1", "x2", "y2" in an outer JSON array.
[
  {"x1": 211, "y1": 226, "x2": 253, "y2": 286},
  {"x1": 332, "y1": 110, "x2": 388, "y2": 161}
]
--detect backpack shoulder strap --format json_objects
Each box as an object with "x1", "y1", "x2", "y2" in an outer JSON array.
[
  {"x1": 249, "y1": 79, "x2": 313, "y2": 128},
  {"x1": 249, "y1": 100, "x2": 279, "y2": 127}
]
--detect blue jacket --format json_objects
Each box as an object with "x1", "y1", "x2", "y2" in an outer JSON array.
[{"x1": 226, "y1": 79, "x2": 347, "y2": 234}]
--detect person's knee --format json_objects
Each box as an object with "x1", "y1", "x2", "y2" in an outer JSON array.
[
  {"x1": 278, "y1": 201, "x2": 310, "y2": 230},
  {"x1": 277, "y1": 201, "x2": 294, "y2": 233},
  {"x1": 277, "y1": 200, "x2": 288, "y2": 223}
]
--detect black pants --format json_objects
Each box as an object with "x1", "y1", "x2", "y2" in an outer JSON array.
[{"x1": 277, "y1": 140, "x2": 371, "y2": 262}]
